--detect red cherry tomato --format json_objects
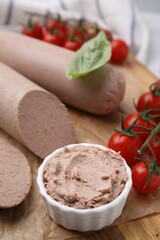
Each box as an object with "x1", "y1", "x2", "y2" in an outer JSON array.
[
  {"x1": 73, "y1": 28, "x2": 85, "y2": 37},
  {"x1": 45, "y1": 18, "x2": 67, "y2": 32},
  {"x1": 110, "y1": 39, "x2": 129, "y2": 64},
  {"x1": 43, "y1": 30, "x2": 65, "y2": 46},
  {"x1": 137, "y1": 92, "x2": 154, "y2": 112},
  {"x1": 124, "y1": 112, "x2": 156, "y2": 142},
  {"x1": 64, "y1": 25, "x2": 74, "y2": 37},
  {"x1": 137, "y1": 83, "x2": 160, "y2": 123},
  {"x1": 150, "y1": 96, "x2": 160, "y2": 110},
  {"x1": 132, "y1": 161, "x2": 160, "y2": 194},
  {"x1": 22, "y1": 21, "x2": 43, "y2": 40},
  {"x1": 148, "y1": 135, "x2": 160, "y2": 166},
  {"x1": 63, "y1": 36, "x2": 83, "y2": 51},
  {"x1": 108, "y1": 132, "x2": 142, "y2": 167},
  {"x1": 149, "y1": 95, "x2": 160, "y2": 123}
]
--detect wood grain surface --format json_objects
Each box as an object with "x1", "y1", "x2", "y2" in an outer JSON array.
[{"x1": 68, "y1": 214, "x2": 160, "y2": 240}]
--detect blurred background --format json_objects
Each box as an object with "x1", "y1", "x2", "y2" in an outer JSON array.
[
  {"x1": 135, "y1": 0, "x2": 160, "y2": 76},
  {"x1": 135, "y1": 0, "x2": 160, "y2": 12},
  {"x1": 0, "y1": 0, "x2": 159, "y2": 76}
]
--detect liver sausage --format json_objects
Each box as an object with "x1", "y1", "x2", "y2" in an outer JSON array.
[
  {"x1": 0, "y1": 62, "x2": 76, "y2": 159},
  {"x1": 0, "y1": 30, "x2": 125, "y2": 115},
  {"x1": 0, "y1": 137, "x2": 32, "y2": 208}
]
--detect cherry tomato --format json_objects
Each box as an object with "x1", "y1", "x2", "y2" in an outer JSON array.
[
  {"x1": 63, "y1": 35, "x2": 83, "y2": 51},
  {"x1": 124, "y1": 112, "x2": 156, "y2": 142},
  {"x1": 148, "y1": 135, "x2": 160, "y2": 166},
  {"x1": 73, "y1": 28, "x2": 85, "y2": 37},
  {"x1": 108, "y1": 132, "x2": 142, "y2": 167},
  {"x1": 132, "y1": 162, "x2": 160, "y2": 194},
  {"x1": 110, "y1": 39, "x2": 129, "y2": 64},
  {"x1": 45, "y1": 18, "x2": 67, "y2": 32},
  {"x1": 150, "y1": 95, "x2": 160, "y2": 111},
  {"x1": 137, "y1": 92, "x2": 154, "y2": 112},
  {"x1": 22, "y1": 21, "x2": 43, "y2": 40},
  {"x1": 64, "y1": 25, "x2": 75, "y2": 37},
  {"x1": 137, "y1": 83, "x2": 160, "y2": 123},
  {"x1": 149, "y1": 95, "x2": 160, "y2": 123},
  {"x1": 43, "y1": 29, "x2": 65, "y2": 46}
]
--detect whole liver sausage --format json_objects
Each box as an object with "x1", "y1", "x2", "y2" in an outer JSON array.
[
  {"x1": 0, "y1": 63, "x2": 76, "y2": 159},
  {"x1": 0, "y1": 31, "x2": 125, "y2": 115},
  {"x1": 0, "y1": 137, "x2": 32, "y2": 208}
]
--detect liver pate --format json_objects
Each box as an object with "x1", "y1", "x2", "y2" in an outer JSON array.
[{"x1": 43, "y1": 145, "x2": 128, "y2": 209}]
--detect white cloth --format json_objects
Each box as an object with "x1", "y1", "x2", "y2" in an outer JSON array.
[
  {"x1": 141, "y1": 12, "x2": 160, "y2": 76},
  {"x1": 0, "y1": 0, "x2": 149, "y2": 63}
]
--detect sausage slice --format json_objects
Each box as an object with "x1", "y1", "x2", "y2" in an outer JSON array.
[
  {"x1": 0, "y1": 62, "x2": 76, "y2": 159},
  {"x1": 0, "y1": 137, "x2": 32, "y2": 208}
]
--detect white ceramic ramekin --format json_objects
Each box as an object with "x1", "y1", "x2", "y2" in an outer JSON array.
[{"x1": 37, "y1": 143, "x2": 132, "y2": 232}]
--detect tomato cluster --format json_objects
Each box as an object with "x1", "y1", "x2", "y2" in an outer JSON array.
[
  {"x1": 21, "y1": 15, "x2": 129, "y2": 64},
  {"x1": 108, "y1": 81, "x2": 160, "y2": 195}
]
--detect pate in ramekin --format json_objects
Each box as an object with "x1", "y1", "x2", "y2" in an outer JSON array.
[{"x1": 37, "y1": 143, "x2": 132, "y2": 232}]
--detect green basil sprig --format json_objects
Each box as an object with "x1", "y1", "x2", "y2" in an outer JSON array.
[{"x1": 65, "y1": 31, "x2": 111, "y2": 80}]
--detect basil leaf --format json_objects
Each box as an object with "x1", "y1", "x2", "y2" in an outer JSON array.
[{"x1": 65, "y1": 31, "x2": 111, "y2": 80}]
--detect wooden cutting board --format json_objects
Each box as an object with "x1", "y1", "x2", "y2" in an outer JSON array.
[{"x1": 70, "y1": 213, "x2": 160, "y2": 240}]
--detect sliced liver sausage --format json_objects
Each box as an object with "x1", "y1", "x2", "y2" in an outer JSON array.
[
  {"x1": 0, "y1": 62, "x2": 76, "y2": 159},
  {"x1": 0, "y1": 30, "x2": 125, "y2": 115},
  {"x1": 0, "y1": 137, "x2": 32, "y2": 208}
]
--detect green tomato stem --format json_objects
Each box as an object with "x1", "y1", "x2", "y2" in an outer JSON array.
[{"x1": 138, "y1": 122, "x2": 160, "y2": 154}]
